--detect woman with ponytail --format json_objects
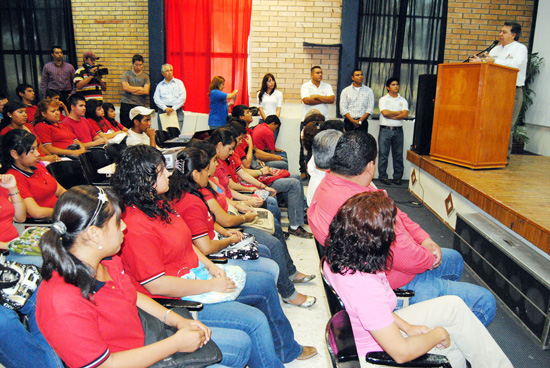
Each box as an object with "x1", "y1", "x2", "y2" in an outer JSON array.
[
  {"x1": 112, "y1": 145, "x2": 317, "y2": 367},
  {"x1": 36, "y1": 186, "x2": 234, "y2": 368}
]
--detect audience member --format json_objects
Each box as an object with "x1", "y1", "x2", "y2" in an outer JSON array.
[
  {"x1": 324, "y1": 191, "x2": 513, "y2": 368},
  {"x1": 62, "y1": 94, "x2": 108, "y2": 148},
  {"x1": 252, "y1": 114, "x2": 289, "y2": 168},
  {"x1": 120, "y1": 54, "x2": 150, "y2": 128},
  {"x1": 2, "y1": 129, "x2": 65, "y2": 219},
  {"x1": 0, "y1": 92, "x2": 7, "y2": 121},
  {"x1": 306, "y1": 129, "x2": 342, "y2": 206},
  {"x1": 103, "y1": 102, "x2": 127, "y2": 131},
  {"x1": 208, "y1": 76, "x2": 238, "y2": 129},
  {"x1": 257, "y1": 73, "x2": 283, "y2": 121},
  {"x1": 300, "y1": 112, "x2": 326, "y2": 176},
  {"x1": 111, "y1": 145, "x2": 317, "y2": 366},
  {"x1": 339, "y1": 68, "x2": 374, "y2": 132},
  {"x1": 153, "y1": 63, "x2": 186, "y2": 130},
  {"x1": 33, "y1": 99, "x2": 86, "y2": 156},
  {"x1": 39, "y1": 46, "x2": 75, "y2": 102},
  {"x1": 44, "y1": 90, "x2": 69, "y2": 116},
  {"x1": 85, "y1": 99, "x2": 127, "y2": 141},
  {"x1": 36, "y1": 186, "x2": 232, "y2": 368},
  {"x1": 308, "y1": 130, "x2": 497, "y2": 326},
  {"x1": 126, "y1": 106, "x2": 156, "y2": 147},
  {"x1": 378, "y1": 77, "x2": 408, "y2": 186},
  {"x1": 16, "y1": 83, "x2": 38, "y2": 122},
  {"x1": 73, "y1": 51, "x2": 106, "y2": 101}
]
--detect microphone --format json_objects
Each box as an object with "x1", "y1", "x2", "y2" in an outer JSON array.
[{"x1": 463, "y1": 40, "x2": 499, "y2": 63}]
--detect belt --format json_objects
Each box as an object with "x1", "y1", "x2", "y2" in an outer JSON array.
[{"x1": 380, "y1": 126, "x2": 402, "y2": 130}]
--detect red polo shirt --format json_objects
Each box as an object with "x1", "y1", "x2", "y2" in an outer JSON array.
[
  {"x1": 62, "y1": 116, "x2": 99, "y2": 143},
  {"x1": 120, "y1": 205, "x2": 199, "y2": 299},
  {"x1": 201, "y1": 183, "x2": 229, "y2": 212},
  {"x1": 252, "y1": 122, "x2": 275, "y2": 151},
  {"x1": 308, "y1": 172, "x2": 434, "y2": 288},
  {"x1": 7, "y1": 163, "x2": 58, "y2": 215},
  {"x1": 214, "y1": 159, "x2": 234, "y2": 199},
  {"x1": 0, "y1": 188, "x2": 19, "y2": 242},
  {"x1": 37, "y1": 256, "x2": 144, "y2": 368},
  {"x1": 34, "y1": 121, "x2": 77, "y2": 149},
  {"x1": 173, "y1": 193, "x2": 215, "y2": 241}
]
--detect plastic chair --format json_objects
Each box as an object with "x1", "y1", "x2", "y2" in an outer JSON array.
[
  {"x1": 46, "y1": 160, "x2": 88, "y2": 189},
  {"x1": 78, "y1": 149, "x2": 112, "y2": 186},
  {"x1": 326, "y1": 310, "x2": 451, "y2": 368}
]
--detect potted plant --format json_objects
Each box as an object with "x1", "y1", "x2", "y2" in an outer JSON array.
[{"x1": 512, "y1": 52, "x2": 544, "y2": 153}]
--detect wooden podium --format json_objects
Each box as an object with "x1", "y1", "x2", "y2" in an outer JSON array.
[{"x1": 430, "y1": 62, "x2": 518, "y2": 169}]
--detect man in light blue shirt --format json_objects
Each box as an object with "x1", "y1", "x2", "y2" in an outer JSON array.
[{"x1": 153, "y1": 63, "x2": 186, "y2": 130}]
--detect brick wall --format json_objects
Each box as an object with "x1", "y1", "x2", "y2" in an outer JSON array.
[
  {"x1": 71, "y1": 0, "x2": 150, "y2": 105},
  {"x1": 249, "y1": 0, "x2": 342, "y2": 104},
  {"x1": 444, "y1": 0, "x2": 535, "y2": 63}
]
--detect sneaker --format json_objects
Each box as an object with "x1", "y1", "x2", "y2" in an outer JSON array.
[
  {"x1": 380, "y1": 178, "x2": 392, "y2": 185},
  {"x1": 288, "y1": 226, "x2": 313, "y2": 239}
]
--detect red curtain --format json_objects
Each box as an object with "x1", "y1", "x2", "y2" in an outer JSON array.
[{"x1": 165, "y1": 0, "x2": 252, "y2": 113}]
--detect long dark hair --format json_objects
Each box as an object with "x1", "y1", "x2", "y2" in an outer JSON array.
[
  {"x1": 84, "y1": 98, "x2": 106, "y2": 125},
  {"x1": 111, "y1": 145, "x2": 173, "y2": 223},
  {"x1": 0, "y1": 100, "x2": 27, "y2": 132},
  {"x1": 258, "y1": 73, "x2": 277, "y2": 104},
  {"x1": 103, "y1": 102, "x2": 118, "y2": 126},
  {"x1": 325, "y1": 191, "x2": 396, "y2": 275},
  {"x1": 0, "y1": 129, "x2": 37, "y2": 173},
  {"x1": 207, "y1": 127, "x2": 235, "y2": 147},
  {"x1": 40, "y1": 186, "x2": 121, "y2": 299},
  {"x1": 187, "y1": 140, "x2": 219, "y2": 198},
  {"x1": 166, "y1": 148, "x2": 216, "y2": 221}
]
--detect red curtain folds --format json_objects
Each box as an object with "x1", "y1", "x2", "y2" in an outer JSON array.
[{"x1": 165, "y1": 0, "x2": 252, "y2": 113}]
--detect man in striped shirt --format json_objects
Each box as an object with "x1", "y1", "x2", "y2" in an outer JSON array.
[{"x1": 73, "y1": 51, "x2": 107, "y2": 101}]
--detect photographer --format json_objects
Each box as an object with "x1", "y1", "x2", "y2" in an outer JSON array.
[{"x1": 73, "y1": 51, "x2": 107, "y2": 101}]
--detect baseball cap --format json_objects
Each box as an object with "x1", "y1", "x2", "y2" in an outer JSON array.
[
  {"x1": 129, "y1": 106, "x2": 155, "y2": 120},
  {"x1": 83, "y1": 51, "x2": 99, "y2": 60}
]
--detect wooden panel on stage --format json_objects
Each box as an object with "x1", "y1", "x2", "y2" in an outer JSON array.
[
  {"x1": 408, "y1": 150, "x2": 550, "y2": 254},
  {"x1": 430, "y1": 62, "x2": 518, "y2": 169}
]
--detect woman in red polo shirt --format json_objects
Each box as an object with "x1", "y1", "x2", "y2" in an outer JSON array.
[
  {"x1": 33, "y1": 99, "x2": 85, "y2": 156},
  {"x1": 85, "y1": 99, "x2": 127, "y2": 140},
  {"x1": 36, "y1": 186, "x2": 222, "y2": 368},
  {"x1": 1, "y1": 129, "x2": 65, "y2": 219}
]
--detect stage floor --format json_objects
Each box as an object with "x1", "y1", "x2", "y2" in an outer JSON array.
[{"x1": 407, "y1": 151, "x2": 550, "y2": 254}]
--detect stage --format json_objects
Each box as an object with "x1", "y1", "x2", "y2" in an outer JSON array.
[{"x1": 407, "y1": 151, "x2": 550, "y2": 255}]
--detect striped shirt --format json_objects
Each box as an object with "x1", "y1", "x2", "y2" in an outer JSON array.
[{"x1": 74, "y1": 67, "x2": 104, "y2": 101}]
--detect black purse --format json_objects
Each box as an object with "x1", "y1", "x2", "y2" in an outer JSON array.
[{"x1": 138, "y1": 307, "x2": 223, "y2": 368}]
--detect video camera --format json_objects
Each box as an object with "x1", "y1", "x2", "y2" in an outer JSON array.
[{"x1": 83, "y1": 63, "x2": 109, "y2": 77}]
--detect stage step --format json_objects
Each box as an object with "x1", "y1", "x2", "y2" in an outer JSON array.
[{"x1": 454, "y1": 212, "x2": 550, "y2": 349}]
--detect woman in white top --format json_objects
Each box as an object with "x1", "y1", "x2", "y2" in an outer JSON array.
[{"x1": 257, "y1": 74, "x2": 283, "y2": 120}]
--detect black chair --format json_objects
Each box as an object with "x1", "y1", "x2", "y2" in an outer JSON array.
[
  {"x1": 319, "y1": 259, "x2": 345, "y2": 315},
  {"x1": 105, "y1": 143, "x2": 127, "y2": 163},
  {"x1": 46, "y1": 160, "x2": 88, "y2": 189},
  {"x1": 78, "y1": 149, "x2": 112, "y2": 186},
  {"x1": 326, "y1": 310, "x2": 451, "y2": 368},
  {"x1": 166, "y1": 127, "x2": 180, "y2": 139},
  {"x1": 155, "y1": 129, "x2": 170, "y2": 148},
  {"x1": 314, "y1": 237, "x2": 325, "y2": 259}
]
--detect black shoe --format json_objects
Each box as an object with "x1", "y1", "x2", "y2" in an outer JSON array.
[
  {"x1": 288, "y1": 226, "x2": 313, "y2": 239},
  {"x1": 284, "y1": 231, "x2": 290, "y2": 239},
  {"x1": 380, "y1": 178, "x2": 392, "y2": 185},
  {"x1": 392, "y1": 179, "x2": 402, "y2": 185}
]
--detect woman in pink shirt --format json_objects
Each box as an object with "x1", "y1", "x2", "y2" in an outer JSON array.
[{"x1": 324, "y1": 191, "x2": 513, "y2": 368}]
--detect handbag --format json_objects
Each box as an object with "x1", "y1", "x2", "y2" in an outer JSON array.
[
  {"x1": 180, "y1": 262, "x2": 246, "y2": 304},
  {"x1": 138, "y1": 307, "x2": 223, "y2": 368},
  {"x1": 227, "y1": 204, "x2": 275, "y2": 235},
  {"x1": 7, "y1": 226, "x2": 48, "y2": 256},
  {"x1": 211, "y1": 233, "x2": 259, "y2": 260},
  {"x1": 257, "y1": 168, "x2": 290, "y2": 186},
  {"x1": 0, "y1": 259, "x2": 41, "y2": 311}
]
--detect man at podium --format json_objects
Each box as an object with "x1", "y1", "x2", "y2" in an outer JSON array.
[{"x1": 470, "y1": 21, "x2": 527, "y2": 160}]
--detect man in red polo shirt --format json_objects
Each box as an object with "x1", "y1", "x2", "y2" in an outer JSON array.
[
  {"x1": 62, "y1": 94, "x2": 108, "y2": 148},
  {"x1": 308, "y1": 130, "x2": 496, "y2": 327},
  {"x1": 16, "y1": 84, "x2": 38, "y2": 122},
  {"x1": 251, "y1": 115, "x2": 289, "y2": 170}
]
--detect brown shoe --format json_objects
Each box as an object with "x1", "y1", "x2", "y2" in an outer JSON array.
[
  {"x1": 297, "y1": 346, "x2": 318, "y2": 360},
  {"x1": 288, "y1": 226, "x2": 313, "y2": 239}
]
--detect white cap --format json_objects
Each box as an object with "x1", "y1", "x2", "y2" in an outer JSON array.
[{"x1": 129, "y1": 106, "x2": 155, "y2": 120}]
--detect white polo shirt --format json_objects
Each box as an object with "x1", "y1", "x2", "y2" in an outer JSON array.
[
  {"x1": 489, "y1": 41, "x2": 527, "y2": 87},
  {"x1": 301, "y1": 80, "x2": 334, "y2": 120},
  {"x1": 378, "y1": 93, "x2": 408, "y2": 127}
]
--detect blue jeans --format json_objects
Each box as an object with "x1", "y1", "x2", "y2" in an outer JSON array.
[
  {"x1": 227, "y1": 250, "x2": 280, "y2": 285},
  {"x1": 6, "y1": 253, "x2": 43, "y2": 267},
  {"x1": 378, "y1": 126, "x2": 404, "y2": 180},
  {"x1": 198, "y1": 271, "x2": 302, "y2": 367},
  {"x1": 242, "y1": 224, "x2": 299, "y2": 300},
  {"x1": 399, "y1": 248, "x2": 496, "y2": 327},
  {"x1": 264, "y1": 196, "x2": 281, "y2": 222},
  {"x1": 0, "y1": 292, "x2": 63, "y2": 368},
  {"x1": 270, "y1": 177, "x2": 305, "y2": 227},
  {"x1": 208, "y1": 327, "x2": 251, "y2": 368},
  {"x1": 266, "y1": 151, "x2": 288, "y2": 170}
]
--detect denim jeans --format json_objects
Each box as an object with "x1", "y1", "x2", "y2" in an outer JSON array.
[
  {"x1": 377, "y1": 126, "x2": 404, "y2": 180},
  {"x1": 208, "y1": 327, "x2": 251, "y2": 368},
  {"x1": 399, "y1": 248, "x2": 496, "y2": 327},
  {"x1": 6, "y1": 253, "x2": 43, "y2": 267},
  {"x1": 266, "y1": 151, "x2": 288, "y2": 170},
  {"x1": 264, "y1": 195, "x2": 281, "y2": 222},
  {"x1": 197, "y1": 271, "x2": 302, "y2": 367},
  {"x1": 241, "y1": 226, "x2": 298, "y2": 300},
  {"x1": 227, "y1": 250, "x2": 280, "y2": 285},
  {"x1": 270, "y1": 177, "x2": 306, "y2": 227},
  {"x1": 0, "y1": 292, "x2": 63, "y2": 368}
]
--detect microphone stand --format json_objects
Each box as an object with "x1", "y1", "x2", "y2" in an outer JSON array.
[{"x1": 463, "y1": 41, "x2": 499, "y2": 63}]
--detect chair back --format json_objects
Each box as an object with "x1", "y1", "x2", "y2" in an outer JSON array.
[
  {"x1": 46, "y1": 160, "x2": 87, "y2": 189},
  {"x1": 314, "y1": 236, "x2": 325, "y2": 259},
  {"x1": 166, "y1": 127, "x2": 180, "y2": 139},
  {"x1": 326, "y1": 310, "x2": 360, "y2": 368},
  {"x1": 320, "y1": 258, "x2": 345, "y2": 315},
  {"x1": 156, "y1": 130, "x2": 169, "y2": 147},
  {"x1": 78, "y1": 149, "x2": 112, "y2": 185}
]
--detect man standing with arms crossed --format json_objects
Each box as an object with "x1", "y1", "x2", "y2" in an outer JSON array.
[
  {"x1": 300, "y1": 66, "x2": 334, "y2": 180},
  {"x1": 120, "y1": 54, "x2": 150, "y2": 128},
  {"x1": 378, "y1": 77, "x2": 408, "y2": 186},
  {"x1": 339, "y1": 68, "x2": 374, "y2": 132}
]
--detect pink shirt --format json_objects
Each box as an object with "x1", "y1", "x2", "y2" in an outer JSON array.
[
  {"x1": 324, "y1": 263, "x2": 397, "y2": 358},
  {"x1": 308, "y1": 172, "x2": 434, "y2": 288}
]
